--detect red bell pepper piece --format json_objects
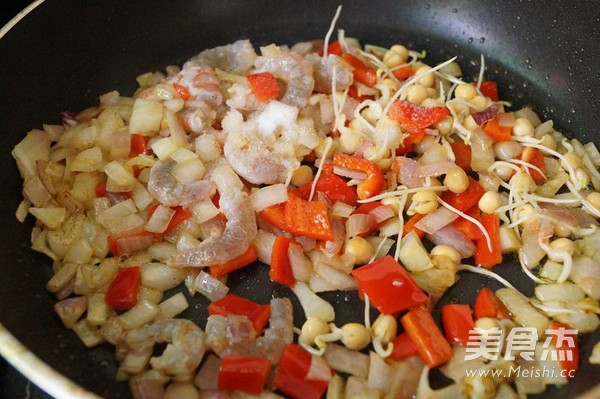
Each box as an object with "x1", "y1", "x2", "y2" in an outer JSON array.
[
  {"x1": 147, "y1": 205, "x2": 192, "y2": 236},
  {"x1": 347, "y1": 85, "x2": 374, "y2": 102},
  {"x1": 441, "y1": 304, "x2": 475, "y2": 345},
  {"x1": 247, "y1": 72, "x2": 280, "y2": 102},
  {"x1": 392, "y1": 65, "x2": 414, "y2": 81},
  {"x1": 332, "y1": 153, "x2": 384, "y2": 200},
  {"x1": 218, "y1": 356, "x2": 272, "y2": 394},
  {"x1": 351, "y1": 255, "x2": 428, "y2": 315},
  {"x1": 450, "y1": 141, "x2": 472, "y2": 173},
  {"x1": 272, "y1": 344, "x2": 330, "y2": 399},
  {"x1": 440, "y1": 176, "x2": 485, "y2": 213},
  {"x1": 342, "y1": 53, "x2": 377, "y2": 87},
  {"x1": 259, "y1": 203, "x2": 290, "y2": 231},
  {"x1": 452, "y1": 204, "x2": 484, "y2": 241},
  {"x1": 474, "y1": 287, "x2": 511, "y2": 319},
  {"x1": 403, "y1": 213, "x2": 427, "y2": 239},
  {"x1": 520, "y1": 146, "x2": 547, "y2": 183},
  {"x1": 269, "y1": 236, "x2": 300, "y2": 287},
  {"x1": 476, "y1": 81, "x2": 499, "y2": 101},
  {"x1": 483, "y1": 116, "x2": 512, "y2": 142},
  {"x1": 548, "y1": 322, "x2": 579, "y2": 379},
  {"x1": 209, "y1": 244, "x2": 258, "y2": 278},
  {"x1": 389, "y1": 331, "x2": 420, "y2": 361},
  {"x1": 320, "y1": 40, "x2": 343, "y2": 56},
  {"x1": 284, "y1": 193, "x2": 334, "y2": 241},
  {"x1": 173, "y1": 83, "x2": 191, "y2": 101},
  {"x1": 105, "y1": 266, "x2": 141, "y2": 310},
  {"x1": 395, "y1": 128, "x2": 426, "y2": 155},
  {"x1": 474, "y1": 213, "x2": 502, "y2": 268},
  {"x1": 207, "y1": 293, "x2": 271, "y2": 334},
  {"x1": 294, "y1": 172, "x2": 358, "y2": 206},
  {"x1": 94, "y1": 182, "x2": 108, "y2": 197},
  {"x1": 388, "y1": 99, "x2": 450, "y2": 135},
  {"x1": 400, "y1": 306, "x2": 454, "y2": 368},
  {"x1": 129, "y1": 134, "x2": 151, "y2": 158}
]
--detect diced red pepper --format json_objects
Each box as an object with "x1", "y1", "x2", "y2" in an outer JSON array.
[
  {"x1": 388, "y1": 99, "x2": 450, "y2": 135},
  {"x1": 343, "y1": 53, "x2": 377, "y2": 87},
  {"x1": 294, "y1": 172, "x2": 358, "y2": 206},
  {"x1": 348, "y1": 85, "x2": 374, "y2": 102},
  {"x1": 452, "y1": 204, "x2": 484, "y2": 241},
  {"x1": 332, "y1": 153, "x2": 384, "y2": 200},
  {"x1": 129, "y1": 134, "x2": 151, "y2": 158},
  {"x1": 272, "y1": 344, "x2": 330, "y2": 399},
  {"x1": 105, "y1": 266, "x2": 141, "y2": 310},
  {"x1": 403, "y1": 213, "x2": 427, "y2": 239},
  {"x1": 207, "y1": 293, "x2": 271, "y2": 334},
  {"x1": 218, "y1": 356, "x2": 272, "y2": 394},
  {"x1": 269, "y1": 236, "x2": 300, "y2": 287},
  {"x1": 483, "y1": 116, "x2": 512, "y2": 142},
  {"x1": 548, "y1": 322, "x2": 579, "y2": 379},
  {"x1": 351, "y1": 255, "x2": 428, "y2": 315},
  {"x1": 441, "y1": 304, "x2": 475, "y2": 345},
  {"x1": 172, "y1": 83, "x2": 191, "y2": 101},
  {"x1": 392, "y1": 65, "x2": 414, "y2": 81},
  {"x1": 474, "y1": 288, "x2": 511, "y2": 319},
  {"x1": 247, "y1": 72, "x2": 280, "y2": 102},
  {"x1": 94, "y1": 182, "x2": 108, "y2": 197},
  {"x1": 389, "y1": 331, "x2": 420, "y2": 361},
  {"x1": 396, "y1": 128, "x2": 426, "y2": 155},
  {"x1": 450, "y1": 141, "x2": 472, "y2": 173},
  {"x1": 400, "y1": 306, "x2": 454, "y2": 368},
  {"x1": 284, "y1": 193, "x2": 334, "y2": 241},
  {"x1": 320, "y1": 40, "x2": 343, "y2": 56},
  {"x1": 520, "y1": 146, "x2": 547, "y2": 183},
  {"x1": 474, "y1": 213, "x2": 502, "y2": 268},
  {"x1": 259, "y1": 203, "x2": 290, "y2": 231},
  {"x1": 476, "y1": 81, "x2": 499, "y2": 101},
  {"x1": 210, "y1": 244, "x2": 258, "y2": 278},
  {"x1": 440, "y1": 176, "x2": 485, "y2": 213}
]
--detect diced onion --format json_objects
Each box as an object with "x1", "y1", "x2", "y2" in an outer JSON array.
[
  {"x1": 427, "y1": 225, "x2": 476, "y2": 258},
  {"x1": 415, "y1": 207, "x2": 458, "y2": 234},
  {"x1": 331, "y1": 201, "x2": 355, "y2": 219},
  {"x1": 254, "y1": 229, "x2": 276, "y2": 265},
  {"x1": 323, "y1": 343, "x2": 369, "y2": 378},
  {"x1": 414, "y1": 160, "x2": 456, "y2": 178},
  {"x1": 495, "y1": 288, "x2": 550, "y2": 336},
  {"x1": 306, "y1": 354, "x2": 332, "y2": 382},
  {"x1": 333, "y1": 165, "x2": 368, "y2": 180},
  {"x1": 250, "y1": 184, "x2": 289, "y2": 212},
  {"x1": 346, "y1": 213, "x2": 374, "y2": 237},
  {"x1": 291, "y1": 282, "x2": 335, "y2": 322},
  {"x1": 157, "y1": 292, "x2": 189, "y2": 319},
  {"x1": 145, "y1": 205, "x2": 175, "y2": 234},
  {"x1": 497, "y1": 111, "x2": 516, "y2": 127},
  {"x1": 193, "y1": 271, "x2": 229, "y2": 302},
  {"x1": 369, "y1": 204, "x2": 395, "y2": 224}
]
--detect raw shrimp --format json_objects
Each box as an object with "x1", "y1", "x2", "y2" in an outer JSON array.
[
  {"x1": 126, "y1": 319, "x2": 205, "y2": 379},
  {"x1": 171, "y1": 162, "x2": 257, "y2": 267},
  {"x1": 147, "y1": 158, "x2": 216, "y2": 207},
  {"x1": 254, "y1": 52, "x2": 315, "y2": 108},
  {"x1": 307, "y1": 53, "x2": 354, "y2": 94},
  {"x1": 222, "y1": 104, "x2": 320, "y2": 185},
  {"x1": 167, "y1": 66, "x2": 223, "y2": 108},
  {"x1": 204, "y1": 298, "x2": 294, "y2": 365},
  {"x1": 184, "y1": 39, "x2": 257, "y2": 74}
]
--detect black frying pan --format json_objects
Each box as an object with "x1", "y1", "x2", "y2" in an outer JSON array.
[{"x1": 0, "y1": 1, "x2": 599, "y2": 398}]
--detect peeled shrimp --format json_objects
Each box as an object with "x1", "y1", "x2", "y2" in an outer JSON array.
[
  {"x1": 204, "y1": 298, "x2": 294, "y2": 365},
  {"x1": 126, "y1": 319, "x2": 205, "y2": 379},
  {"x1": 184, "y1": 39, "x2": 257, "y2": 74},
  {"x1": 167, "y1": 66, "x2": 223, "y2": 107},
  {"x1": 171, "y1": 162, "x2": 257, "y2": 267},
  {"x1": 254, "y1": 52, "x2": 315, "y2": 108},
  {"x1": 222, "y1": 104, "x2": 319, "y2": 185},
  {"x1": 147, "y1": 159, "x2": 216, "y2": 207},
  {"x1": 307, "y1": 53, "x2": 354, "y2": 94}
]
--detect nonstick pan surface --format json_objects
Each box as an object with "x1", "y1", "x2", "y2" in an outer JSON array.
[{"x1": 0, "y1": 1, "x2": 599, "y2": 398}]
